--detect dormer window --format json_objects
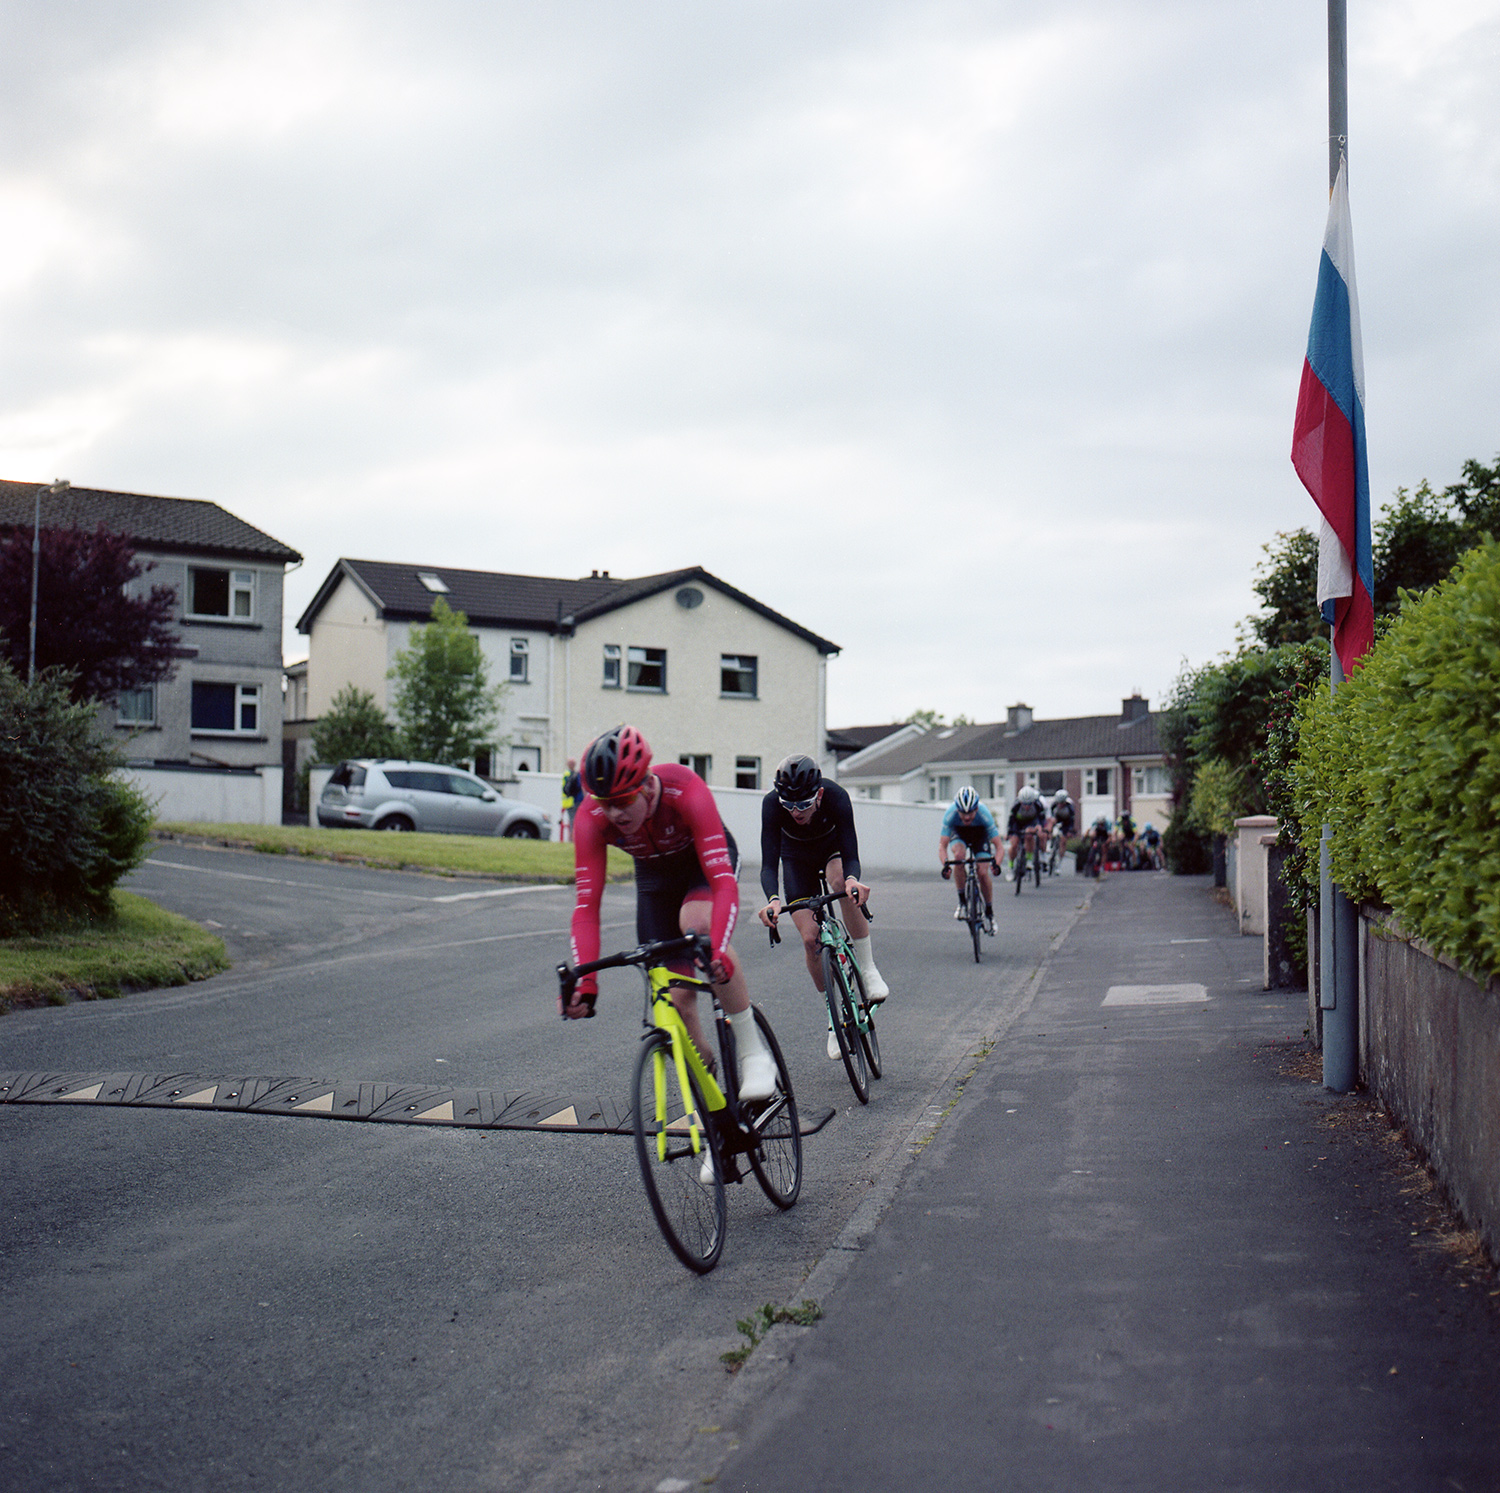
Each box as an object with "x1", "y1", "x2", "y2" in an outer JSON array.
[{"x1": 417, "y1": 571, "x2": 449, "y2": 593}]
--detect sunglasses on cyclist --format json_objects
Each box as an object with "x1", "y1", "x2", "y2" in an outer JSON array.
[
  {"x1": 779, "y1": 794, "x2": 819, "y2": 814},
  {"x1": 592, "y1": 787, "x2": 643, "y2": 808}
]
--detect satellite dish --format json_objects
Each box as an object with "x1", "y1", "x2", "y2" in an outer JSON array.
[{"x1": 675, "y1": 587, "x2": 704, "y2": 609}]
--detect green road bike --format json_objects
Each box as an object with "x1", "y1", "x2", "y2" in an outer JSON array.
[
  {"x1": 946, "y1": 853, "x2": 995, "y2": 962},
  {"x1": 558, "y1": 933, "x2": 801, "y2": 1273},
  {"x1": 771, "y1": 887, "x2": 882, "y2": 1104}
]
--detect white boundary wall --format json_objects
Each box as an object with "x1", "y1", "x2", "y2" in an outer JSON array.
[
  {"x1": 499, "y1": 772, "x2": 947, "y2": 874},
  {"x1": 127, "y1": 764, "x2": 284, "y2": 826}
]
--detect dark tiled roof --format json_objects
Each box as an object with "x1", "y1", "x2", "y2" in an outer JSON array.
[
  {"x1": 842, "y1": 710, "x2": 1162, "y2": 777},
  {"x1": 299, "y1": 560, "x2": 840, "y2": 654},
  {"x1": 0, "y1": 479, "x2": 300, "y2": 563},
  {"x1": 827, "y1": 723, "x2": 908, "y2": 755}
]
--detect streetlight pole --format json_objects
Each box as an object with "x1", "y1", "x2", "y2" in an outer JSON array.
[{"x1": 28, "y1": 478, "x2": 70, "y2": 684}]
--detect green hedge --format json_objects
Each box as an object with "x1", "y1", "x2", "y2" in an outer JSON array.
[{"x1": 1293, "y1": 538, "x2": 1500, "y2": 978}]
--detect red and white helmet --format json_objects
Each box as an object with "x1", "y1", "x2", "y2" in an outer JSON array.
[{"x1": 581, "y1": 725, "x2": 652, "y2": 799}]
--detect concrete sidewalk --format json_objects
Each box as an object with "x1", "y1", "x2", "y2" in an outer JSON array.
[{"x1": 713, "y1": 871, "x2": 1500, "y2": 1492}]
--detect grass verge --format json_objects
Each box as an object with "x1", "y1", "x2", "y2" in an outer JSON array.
[
  {"x1": 153, "y1": 822, "x2": 633, "y2": 882},
  {"x1": 0, "y1": 890, "x2": 230, "y2": 1013}
]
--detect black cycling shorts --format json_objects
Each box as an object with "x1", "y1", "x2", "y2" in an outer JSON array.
[
  {"x1": 779, "y1": 846, "x2": 847, "y2": 904},
  {"x1": 634, "y1": 831, "x2": 740, "y2": 946}
]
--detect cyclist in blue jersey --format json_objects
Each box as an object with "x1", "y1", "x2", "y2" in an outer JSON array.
[{"x1": 938, "y1": 787, "x2": 1003, "y2": 925}]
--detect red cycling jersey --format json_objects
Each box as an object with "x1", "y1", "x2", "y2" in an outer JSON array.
[{"x1": 570, "y1": 763, "x2": 739, "y2": 984}]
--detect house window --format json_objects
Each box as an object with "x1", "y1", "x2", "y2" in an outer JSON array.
[
  {"x1": 628, "y1": 646, "x2": 666, "y2": 692},
  {"x1": 679, "y1": 754, "x2": 711, "y2": 780},
  {"x1": 1133, "y1": 765, "x2": 1172, "y2": 796},
  {"x1": 191, "y1": 682, "x2": 260, "y2": 734},
  {"x1": 721, "y1": 654, "x2": 758, "y2": 698},
  {"x1": 510, "y1": 638, "x2": 529, "y2": 683},
  {"x1": 602, "y1": 644, "x2": 620, "y2": 688},
  {"x1": 865, "y1": 785, "x2": 883, "y2": 802},
  {"x1": 188, "y1": 567, "x2": 255, "y2": 619},
  {"x1": 971, "y1": 773, "x2": 993, "y2": 800},
  {"x1": 735, "y1": 756, "x2": 760, "y2": 790},
  {"x1": 117, "y1": 687, "x2": 155, "y2": 726},
  {"x1": 1085, "y1": 767, "x2": 1112, "y2": 796},
  {"x1": 1038, "y1": 770, "x2": 1064, "y2": 794},
  {"x1": 936, "y1": 774, "x2": 951, "y2": 799},
  {"x1": 473, "y1": 745, "x2": 495, "y2": 778}
]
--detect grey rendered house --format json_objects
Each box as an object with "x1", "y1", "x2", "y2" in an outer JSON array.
[{"x1": 0, "y1": 479, "x2": 301, "y2": 822}]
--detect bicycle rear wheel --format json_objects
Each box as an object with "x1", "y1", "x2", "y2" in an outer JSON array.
[
  {"x1": 746, "y1": 1007, "x2": 802, "y2": 1209},
  {"x1": 1033, "y1": 842, "x2": 1043, "y2": 886},
  {"x1": 822, "y1": 945, "x2": 869, "y2": 1104},
  {"x1": 845, "y1": 958, "x2": 882, "y2": 1078},
  {"x1": 632, "y1": 1030, "x2": 726, "y2": 1273}
]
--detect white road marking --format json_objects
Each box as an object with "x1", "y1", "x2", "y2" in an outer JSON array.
[
  {"x1": 1170, "y1": 938, "x2": 1210, "y2": 944},
  {"x1": 145, "y1": 857, "x2": 569, "y2": 903},
  {"x1": 1102, "y1": 983, "x2": 1209, "y2": 1006}
]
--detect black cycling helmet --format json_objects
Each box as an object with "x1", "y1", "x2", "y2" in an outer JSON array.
[
  {"x1": 581, "y1": 724, "x2": 652, "y2": 799},
  {"x1": 773, "y1": 753, "x2": 821, "y2": 803}
]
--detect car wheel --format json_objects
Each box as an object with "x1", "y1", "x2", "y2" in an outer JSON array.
[
  {"x1": 503, "y1": 821, "x2": 540, "y2": 839},
  {"x1": 379, "y1": 815, "x2": 415, "y2": 832}
]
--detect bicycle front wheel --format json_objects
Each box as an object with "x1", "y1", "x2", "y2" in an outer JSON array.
[
  {"x1": 1013, "y1": 850, "x2": 1024, "y2": 894},
  {"x1": 632, "y1": 1030, "x2": 727, "y2": 1273},
  {"x1": 822, "y1": 945, "x2": 869, "y2": 1104},
  {"x1": 1033, "y1": 844, "x2": 1043, "y2": 887},
  {"x1": 845, "y1": 958, "x2": 882, "y2": 1078},
  {"x1": 746, "y1": 1007, "x2": 802, "y2": 1209},
  {"x1": 967, "y1": 878, "x2": 983, "y2": 962}
]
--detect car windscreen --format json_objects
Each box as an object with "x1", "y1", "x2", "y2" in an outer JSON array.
[{"x1": 448, "y1": 775, "x2": 489, "y2": 798}]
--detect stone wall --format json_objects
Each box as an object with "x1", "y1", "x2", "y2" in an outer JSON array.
[{"x1": 1361, "y1": 908, "x2": 1500, "y2": 1262}]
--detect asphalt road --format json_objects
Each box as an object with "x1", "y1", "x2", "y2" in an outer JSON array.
[{"x1": 1, "y1": 845, "x2": 1086, "y2": 1493}]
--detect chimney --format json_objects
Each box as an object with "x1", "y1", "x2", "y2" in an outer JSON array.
[
  {"x1": 1121, "y1": 693, "x2": 1149, "y2": 723},
  {"x1": 1006, "y1": 703, "x2": 1033, "y2": 733}
]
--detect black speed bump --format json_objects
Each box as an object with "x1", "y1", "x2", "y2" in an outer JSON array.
[{"x1": 0, "y1": 1071, "x2": 835, "y2": 1137}]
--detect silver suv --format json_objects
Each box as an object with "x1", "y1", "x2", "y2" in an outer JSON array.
[{"x1": 318, "y1": 760, "x2": 551, "y2": 838}]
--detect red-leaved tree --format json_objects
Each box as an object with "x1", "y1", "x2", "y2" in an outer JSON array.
[{"x1": 0, "y1": 525, "x2": 181, "y2": 703}]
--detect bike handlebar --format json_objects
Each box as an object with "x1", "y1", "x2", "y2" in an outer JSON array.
[
  {"x1": 556, "y1": 933, "x2": 712, "y2": 1018},
  {"x1": 766, "y1": 888, "x2": 873, "y2": 948}
]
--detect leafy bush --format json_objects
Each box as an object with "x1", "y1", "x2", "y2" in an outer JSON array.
[
  {"x1": 389, "y1": 597, "x2": 505, "y2": 765},
  {"x1": 1293, "y1": 539, "x2": 1500, "y2": 978},
  {"x1": 0, "y1": 664, "x2": 155, "y2": 933},
  {"x1": 311, "y1": 684, "x2": 400, "y2": 764}
]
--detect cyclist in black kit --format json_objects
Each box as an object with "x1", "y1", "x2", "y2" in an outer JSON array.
[{"x1": 757, "y1": 754, "x2": 889, "y2": 1060}]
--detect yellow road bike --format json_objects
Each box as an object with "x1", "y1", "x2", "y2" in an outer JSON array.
[{"x1": 558, "y1": 933, "x2": 801, "y2": 1273}]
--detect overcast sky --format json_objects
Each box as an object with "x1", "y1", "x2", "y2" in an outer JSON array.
[{"x1": 2, "y1": 1, "x2": 1496, "y2": 728}]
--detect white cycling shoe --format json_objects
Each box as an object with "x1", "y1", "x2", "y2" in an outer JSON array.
[
  {"x1": 953, "y1": 904, "x2": 966, "y2": 920},
  {"x1": 699, "y1": 1147, "x2": 717, "y2": 1185},
  {"x1": 861, "y1": 967, "x2": 889, "y2": 1004},
  {"x1": 738, "y1": 1050, "x2": 777, "y2": 1103},
  {"x1": 827, "y1": 1027, "x2": 840, "y2": 1060}
]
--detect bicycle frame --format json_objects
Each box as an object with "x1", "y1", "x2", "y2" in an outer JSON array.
[{"x1": 775, "y1": 889, "x2": 873, "y2": 1038}]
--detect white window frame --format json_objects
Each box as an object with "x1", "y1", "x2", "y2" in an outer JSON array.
[
  {"x1": 602, "y1": 644, "x2": 620, "y2": 689},
  {"x1": 186, "y1": 566, "x2": 256, "y2": 621},
  {"x1": 1085, "y1": 766, "x2": 1113, "y2": 797},
  {"x1": 1132, "y1": 764, "x2": 1171, "y2": 796},
  {"x1": 116, "y1": 687, "x2": 156, "y2": 726},
  {"x1": 735, "y1": 756, "x2": 760, "y2": 790},
  {"x1": 627, "y1": 646, "x2": 667, "y2": 693},
  {"x1": 678, "y1": 753, "x2": 711, "y2": 780},
  {"x1": 720, "y1": 654, "x2": 758, "y2": 699},
  {"x1": 190, "y1": 681, "x2": 262, "y2": 735},
  {"x1": 510, "y1": 637, "x2": 529, "y2": 683}
]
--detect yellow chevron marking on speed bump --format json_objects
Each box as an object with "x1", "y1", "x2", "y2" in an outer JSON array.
[
  {"x1": 59, "y1": 1083, "x2": 105, "y2": 1101},
  {"x1": 293, "y1": 1092, "x2": 335, "y2": 1112},
  {"x1": 539, "y1": 1106, "x2": 578, "y2": 1127},
  {"x1": 174, "y1": 1086, "x2": 220, "y2": 1106},
  {"x1": 412, "y1": 1100, "x2": 455, "y2": 1122}
]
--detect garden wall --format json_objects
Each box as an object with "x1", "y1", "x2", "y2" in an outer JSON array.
[{"x1": 1360, "y1": 907, "x2": 1500, "y2": 1262}]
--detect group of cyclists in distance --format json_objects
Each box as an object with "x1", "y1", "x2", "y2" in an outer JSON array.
[{"x1": 559, "y1": 721, "x2": 1165, "y2": 1099}]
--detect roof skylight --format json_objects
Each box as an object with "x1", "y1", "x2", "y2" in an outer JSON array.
[{"x1": 417, "y1": 571, "x2": 449, "y2": 593}]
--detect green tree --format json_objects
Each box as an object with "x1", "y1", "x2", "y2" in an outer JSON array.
[
  {"x1": 903, "y1": 709, "x2": 945, "y2": 729},
  {"x1": 0, "y1": 663, "x2": 154, "y2": 933},
  {"x1": 388, "y1": 597, "x2": 505, "y2": 766},
  {"x1": 311, "y1": 685, "x2": 400, "y2": 764},
  {"x1": 1244, "y1": 529, "x2": 1321, "y2": 648}
]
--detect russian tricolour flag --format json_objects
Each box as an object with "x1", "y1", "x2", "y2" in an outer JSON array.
[{"x1": 1291, "y1": 158, "x2": 1373, "y2": 675}]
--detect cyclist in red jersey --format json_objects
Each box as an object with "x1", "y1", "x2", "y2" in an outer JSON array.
[{"x1": 562, "y1": 725, "x2": 776, "y2": 1101}]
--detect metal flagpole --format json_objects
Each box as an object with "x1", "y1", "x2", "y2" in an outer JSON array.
[{"x1": 1321, "y1": 0, "x2": 1359, "y2": 1093}]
